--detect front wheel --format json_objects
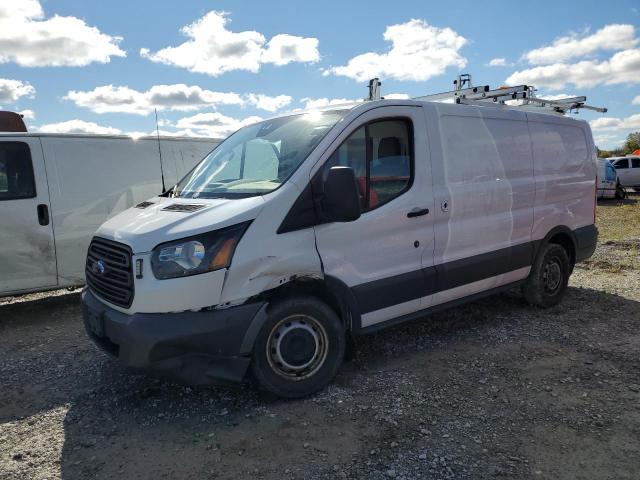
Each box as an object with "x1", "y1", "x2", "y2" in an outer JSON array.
[
  {"x1": 251, "y1": 295, "x2": 345, "y2": 398},
  {"x1": 615, "y1": 181, "x2": 626, "y2": 199},
  {"x1": 522, "y1": 243, "x2": 571, "y2": 308}
]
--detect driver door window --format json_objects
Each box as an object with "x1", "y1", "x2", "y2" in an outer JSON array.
[{"x1": 325, "y1": 119, "x2": 412, "y2": 211}]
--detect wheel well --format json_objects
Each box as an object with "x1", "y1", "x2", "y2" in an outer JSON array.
[
  {"x1": 266, "y1": 278, "x2": 352, "y2": 330},
  {"x1": 548, "y1": 232, "x2": 576, "y2": 267},
  {"x1": 264, "y1": 278, "x2": 358, "y2": 360}
]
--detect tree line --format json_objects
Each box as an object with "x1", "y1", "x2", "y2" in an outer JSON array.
[{"x1": 598, "y1": 132, "x2": 640, "y2": 158}]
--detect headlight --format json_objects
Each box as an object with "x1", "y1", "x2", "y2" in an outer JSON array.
[{"x1": 151, "y1": 222, "x2": 250, "y2": 280}]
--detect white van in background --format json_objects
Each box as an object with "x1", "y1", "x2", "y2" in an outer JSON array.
[
  {"x1": 597, "y1": 158, "x2": 624, "y2": 199},
  {"x1": 609, "y1": 156, "x2": 640, "y2": 190},
  {"x1": 82, "y1": 80, "x2": 599, "y2": 398},
  {"x1": 0, "y1": 134, "x2": 219, "y2": 296}
]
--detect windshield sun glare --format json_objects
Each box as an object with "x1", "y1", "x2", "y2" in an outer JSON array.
[{"x1": 173, "y1": 111, "x2": 347, "y2": 199}]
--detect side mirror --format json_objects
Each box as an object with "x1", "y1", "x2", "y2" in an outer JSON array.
[{"x1": 322, "y1": 166, "x2": 361, "y2": 222}]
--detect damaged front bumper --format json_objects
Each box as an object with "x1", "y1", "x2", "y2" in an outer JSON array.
[{"x1": 82, "y1": 288, "x2": 266, "y2": 385}]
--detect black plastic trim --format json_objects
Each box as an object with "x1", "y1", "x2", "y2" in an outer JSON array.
[
  {"x1": 357, "y1": 280, "x2": 526, "y2": 335},
  {"x1": 353, "y1": 241, "x2": 535, "y2": 316},
  {"x1": 277, "y1": 181, "x2": 320, "y2": 234},
  {"x1": 435, "y1": 242, "x2": 533, "y2": 293},
  {"x1": 82, "y1": 289, "x2": 264, "y2": 385}
]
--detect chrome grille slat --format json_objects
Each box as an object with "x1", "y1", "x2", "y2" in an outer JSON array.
[
  {"x1": 86, "y1": 237, "x2": 134, "y2": 308},
  {"x1": 89, "y1": 244, "x2": 130, "y2": 267},
  {"x1": 87, "y1": 251, "x2": 128, "y2": 273}
]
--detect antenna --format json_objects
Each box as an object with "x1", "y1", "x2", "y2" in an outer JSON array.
[{"x1": 155, "y1": 108, "x2": 167, "y2": 193}]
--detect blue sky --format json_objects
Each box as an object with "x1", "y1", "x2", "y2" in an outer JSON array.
[{"x1": 1, "y1": 0, "x2": 639, "y2": 148}]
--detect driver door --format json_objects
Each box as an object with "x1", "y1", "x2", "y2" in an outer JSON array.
[{"x1": 313, "y1": 106, "x2": 435, "y2": 329}]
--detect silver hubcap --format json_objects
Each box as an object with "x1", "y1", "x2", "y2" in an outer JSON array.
[
  {"x1": 266, "y1": 314, "x2": 329, "y2": 380},
  {"x1": 543, "y1": 259, "x2": 562, "y2": 294}
]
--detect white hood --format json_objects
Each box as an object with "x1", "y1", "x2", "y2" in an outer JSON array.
[{"x1": 96, "y1": 195, "x2": 265, "y2": 253}]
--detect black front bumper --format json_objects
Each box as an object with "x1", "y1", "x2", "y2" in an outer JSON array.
[{"x1": 82, "y1": 289, "x2": 266, "y2": 385}]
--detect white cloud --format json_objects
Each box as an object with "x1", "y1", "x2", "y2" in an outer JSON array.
[
  {"x1": 488, "y1": 57, "x2": 509, "y2": 67},
  {"x1": 261, "y1": 34, "x2": 320, "y2": 66},
  {"x1": 36, "y1": 119, "x2": 122, "y2": 135},
  {"x1": 174, "y1": 112, "x2": 263, "y2": 138},
  {"x1": 633, "y1": 95, "x2": 640, "y2": 105},
  {"x1": 385, "y1": 93, "x2": 410, "y2": 100},
  {"x1": 0, "y1": 0, "x2": 125, "y2": 67},
  {"x1": 298, "y1": 93, "x2": 408, "y2": 110},
  {"x1": 300, "y1": 97, "x2": 362, "y2": 109},
  {"x1": 326, "y1": 19, "x2": 467, "y2": 82},
  {"x1": 507, "y1": 24, "x2": 640, "y2": 90},
  {"x1": 524, "y1": 24, "x2": 638, "y2": 65},
  {"x1": 0, "y1": 78, "x2": 35, "y2": 103},
  {"x1": 535, "y1": 93, "x2": 576, "y2": 100},
  {"x1": 245, "y1": 93, "x2": 292, "y2": 112},
  {"x1": 590, "y1": 113, "x2": 640, "y2": 131},
  {"x1": 65, "y1": 84, "x2": 290, "y2": 114},
  {"x1": 594, "y1": 133, "x2": 624, "y2": 149},
  {"x1": 505, "y1": 48, "x2": 640, "y2": 89},
  {"x1": 19, "y1": 109, "x2": 35, "y2": 120},
  {"x1": 140, "y1": 11, "x2": 319, "y2": 76}
]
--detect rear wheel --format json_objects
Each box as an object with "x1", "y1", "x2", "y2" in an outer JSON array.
[
  {"x1": 251, "y1": 295, "x2": 345, "y2": 398},
  {"x1": 523, "y1": 243, "x2": 571, "y2": 308}
]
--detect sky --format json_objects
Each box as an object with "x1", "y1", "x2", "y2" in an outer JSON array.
[{"x1": 0, "y1": 0, "x2": 639, "y2": 149}]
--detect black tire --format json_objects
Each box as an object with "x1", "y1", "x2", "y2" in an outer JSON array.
[
  {"x1": 251, "y1": 295, "x2": 345, "y2": 398},
  {"x1": 615, "y1": 181, "x2": 626, "y2": 199},
  {"x1": 522, "y1": 243, "x2": 571, "y2": 308}
]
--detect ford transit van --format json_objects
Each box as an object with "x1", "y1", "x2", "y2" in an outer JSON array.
[{"x1": 82, "y1": 89, "x2": 598, "y2": 398}]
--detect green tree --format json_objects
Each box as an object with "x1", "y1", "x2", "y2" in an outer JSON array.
[{"x1": 624, "y1": 131, "x2": 640, "y2": 153}]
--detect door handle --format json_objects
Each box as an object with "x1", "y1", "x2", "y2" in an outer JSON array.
[
  {"x1": 37, "y1": 204, "x2": 50, "y2": 226},
  {"x1": 407, "y1": 207, "x2": 429, "y2": 218}
]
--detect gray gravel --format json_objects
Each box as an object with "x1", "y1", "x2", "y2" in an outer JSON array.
[{"x1": 1, "y1": 242, "x2": 639, "y2": 479}]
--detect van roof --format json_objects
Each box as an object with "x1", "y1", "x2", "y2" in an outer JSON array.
[{"x1": 294, "y1": 98, "x2": 590, "y2": 123}]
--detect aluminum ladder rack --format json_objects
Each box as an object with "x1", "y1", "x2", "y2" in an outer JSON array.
[{"x1": 409, "y1": 74, "x2": 607, "y2": 115}]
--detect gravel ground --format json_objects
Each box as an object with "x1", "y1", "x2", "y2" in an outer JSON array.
[{"x1": 1, "y1": 198, "x2": 639, "y2": 480}]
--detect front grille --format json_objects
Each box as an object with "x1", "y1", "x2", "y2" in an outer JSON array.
[
  {"x1": 161, "y1": 203, "x2": 207, "y2": 213},
  {"x1": 86, "y1": 237, "x2": 134, "y2": 308}
]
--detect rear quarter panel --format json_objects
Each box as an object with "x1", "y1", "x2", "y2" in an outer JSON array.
[
  {"x1": 424, "y1": 103, "x2": 535, "y2": 266},
  {"x1": 526, "y1": 114, "x2": 596, "y2": 240}
]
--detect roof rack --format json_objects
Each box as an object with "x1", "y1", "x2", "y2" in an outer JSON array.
[{"x1": 369, "y1": 74, "x2": 607, "y2": 115}]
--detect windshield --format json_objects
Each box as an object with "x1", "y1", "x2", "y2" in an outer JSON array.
[{"x1": 172, "y1": 111, "x2": 347, "y2": 199}]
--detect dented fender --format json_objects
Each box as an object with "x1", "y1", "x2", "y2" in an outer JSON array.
[{"x1": 219, "y1": 250, "x2": 324, "y2": 304}]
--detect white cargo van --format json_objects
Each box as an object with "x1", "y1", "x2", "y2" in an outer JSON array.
[
  {"x1": 82, "y1": 80, "x2": 599, "y2": 398},
  {"x1": 0, "y1": 133, "x2": 219, "y2": 296}
]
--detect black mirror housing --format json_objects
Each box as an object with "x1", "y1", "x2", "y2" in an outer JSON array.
[{"x1": 322, "y1": 166, "x2": 361, "y2": 222}]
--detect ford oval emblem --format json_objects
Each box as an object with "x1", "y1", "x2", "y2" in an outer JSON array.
[{"x1": 93, "y1": 260, "x2": 106, "y2": 275}]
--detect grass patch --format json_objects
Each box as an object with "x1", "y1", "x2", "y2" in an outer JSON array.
[{"x1": 596, "y1": 197, "x2": 640, "y2": 243}]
